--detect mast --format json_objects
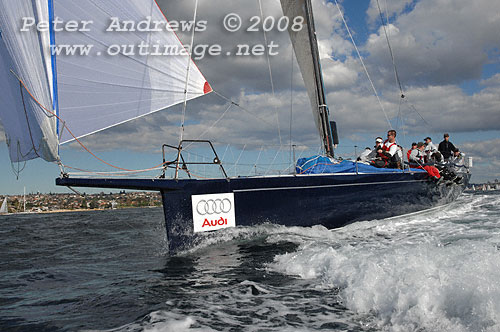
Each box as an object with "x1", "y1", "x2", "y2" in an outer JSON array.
[{"x1": 303, "y1": 0, "x2": 335, "y2": 157}]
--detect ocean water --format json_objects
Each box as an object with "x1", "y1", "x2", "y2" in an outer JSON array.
[{"x1": 0, "y1": 191, "x2": 499, "y2": 332}]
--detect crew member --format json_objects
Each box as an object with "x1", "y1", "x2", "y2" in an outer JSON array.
[
  {"x1": 438, "y1": 133, "x2": 458, "y2": 161},
  {"x1": 396, "y1": 145, "x2": 404, "y2": 169},
  {"x1": 407, "y1": 142, "x2": 417, "y2": 162},
  {"x1": 410, "y1": 142, "x2": 441, "y2": 181},
  {"x1": 363, "y1": 137, "x2": 383, "y2": 162},
  {"x1": 450, "y1": 149, "x2": 465, "y2": 183},
  {"x1": 424, "y1": 137, "x2": 437, "y2": 162},
  {"x1": 357, "y1": 147, "x2": 372, "y2": 163},
  {"x1": 375, "y1": 130, "x2": 399, "y2": 168},
  {"x1": 409, "y1": 142, "x2": 425, "y2": 165},
  {"x1": 451, "y1": 149, "x2": 466, "y2": 168},
  {"x1": 430, "y1": 151, "x2": 443, "y2": 163}
]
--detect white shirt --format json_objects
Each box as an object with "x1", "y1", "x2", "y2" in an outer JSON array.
[
  {"x1": 396, "y1": 148, "x2": 403, "y2": 162},
  {"x1": 410, "y1": 149, "x2": 425, "y2": 163},
  {"x1": 358, "y1": 149, "x2": 372, "y2": 162},
  {"x1": 451, "y1": 153, "x2": 465, "y2": 166},
  {"x1": 425, "y1": 142, "x2": 437, "y2": 154}
]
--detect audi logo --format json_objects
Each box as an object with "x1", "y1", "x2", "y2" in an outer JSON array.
[{"x1": 196, "y1": 199, "x2": 232, "y2": 215}]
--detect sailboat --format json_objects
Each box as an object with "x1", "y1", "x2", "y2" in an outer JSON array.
[
  {"x1": 0, "y1": 0, "x2": 470, "y2": 252},
  {"x1": 0, "y1": 197, "x2": 8, "y2": 214}
]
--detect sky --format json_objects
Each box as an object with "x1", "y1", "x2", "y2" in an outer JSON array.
[{"x1": 1, "y1": 0, "x2": 500, "y2": 194}]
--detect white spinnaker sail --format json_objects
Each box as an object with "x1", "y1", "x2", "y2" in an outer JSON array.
[
  {"x1": 0, "y1": 0, "x2": 211, "y2": 163},
  {"x1": 280, "y1": 0, "x2": 325, "y2": 144},
  {"x1": 0, "y1": 1, "x2": 59, "y2": 162},
  {"x1": 54, "y1": 0, "x2": 211, "y2": 144}
]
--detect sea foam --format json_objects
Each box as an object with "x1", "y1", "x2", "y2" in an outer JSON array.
[{"x1": 269, "y1": 193, "x2": 500, "y2": 332}]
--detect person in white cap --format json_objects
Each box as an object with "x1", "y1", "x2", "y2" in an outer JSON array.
[
  {"x1": 365, "y1": 137, "x2": 384, "y2": 162},
  {"x1": 424, "y1": 137, "x2": 438, "y2": 161},
  {"x1": 374, "y1": 130, "x2": 399, "y2": 168}
]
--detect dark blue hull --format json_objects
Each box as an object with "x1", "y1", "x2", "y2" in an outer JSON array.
[{"x1": 56, "y1": 171, "x2": 470, "y2": 253}]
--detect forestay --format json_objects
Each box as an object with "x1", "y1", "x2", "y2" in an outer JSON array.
[{"x1": 0, "y1": 0, "x2": 211, "y2": 163}]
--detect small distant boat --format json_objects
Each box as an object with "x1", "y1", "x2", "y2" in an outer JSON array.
[{"x1": 0, "y1": 197, "x2": 8, "y2": 214}]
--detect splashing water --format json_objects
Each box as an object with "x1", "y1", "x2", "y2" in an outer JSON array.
[
  {"x1": 269, "y1": 192, "x2": 500, "y2": 332},
  {"x1": 1, "y1": 192, "x2": 499, "y2": 331}
]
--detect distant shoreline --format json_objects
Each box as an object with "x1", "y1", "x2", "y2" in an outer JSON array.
[
  {"x1": 0, "y1": 192, "x2": 162, "y2": 215},
  {"x1": 0, "y1": 206, "x2": 161, "y2": 216}
]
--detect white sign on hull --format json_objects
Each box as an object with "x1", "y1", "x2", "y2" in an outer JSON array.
[{"x1": 191, "y1": 193, "x2": 236, "y2": 233}]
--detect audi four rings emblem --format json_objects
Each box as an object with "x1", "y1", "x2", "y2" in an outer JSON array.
[{"x1": 196, "y1": 199, "x2": 232, "y2": 215}]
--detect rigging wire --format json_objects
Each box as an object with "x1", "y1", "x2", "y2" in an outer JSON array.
[
  {"x1": 257, "y1": 0, "x2": 283, "y2": 148},
  {"x1": 11, "y1": 152, "x2": 27, "y2": 180},
  {"x1": 213, "y1": 90, "x2": 276, "y2": 127},
  {"x1": 406, "y1": 100, "x2": 431, "y2": 127},
  {"x1": 249, "y1": 146, "x2": 264, "y2": 176},
  {"x1": 179, "y1": 0, "x2": 200, "y2": 144},
  {"x1": 377, "y1": 0, "x2": 431, "y2": 132},
  {"x1": 226, "y1": 144, "x2": 247, "y2": 174},
  {"x1": 375, "y1": 0, "x2": 405, "y2": 98},
  {"x1": 264, "y1": 145, "x2": 283, "y2": 175},
  {"x1": 380, "y1": 0, "x2": 406, "y2": 152},
  {"x1": 18, "y1": 82, "x2": 41, "y2": 160},
  {"x1": 220, "y1": 144, "x2": 230, "y2": 163},
  {"x1": 333, "y1": 0, "x2": 392, "y2": 129},
  {"x1": 397, "y1": 96, "x2": 408, "y2": 148},
  {"x1": 182, "y1": 103, "x2": 234, "y2": 150}
]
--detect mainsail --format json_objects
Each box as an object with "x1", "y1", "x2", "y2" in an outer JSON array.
[
  {"x1": 280, "y1": 0, "x2": 335, "y2": 156},
  {"x1": 0, "y1": 0, "x2": 210, "y2": 163}
]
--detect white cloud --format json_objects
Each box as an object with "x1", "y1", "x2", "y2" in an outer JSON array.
[
  {"x1": 481, "y1": 73, "x2": 500, "y2": 87},
  {"x1": 462, "y1": 138, "x2": 500, "y2": 160},
  {"x1": 461, "y1": 138, "x2": 500, "y2": 182},
  {"x1": 364, "y1": 0, "x2": 500, "y2": 86},
  {"x1": 367, "y1": 0, "x2": 416, "y2": 26}
]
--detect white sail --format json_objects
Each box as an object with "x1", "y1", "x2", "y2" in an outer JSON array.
[
  {"x1": 0, "y1": 1, "x2": 59, "y2": 162},
  {"x1": 280, "y1": 0, "x2": 322, "y2": 135},
  {"x1": 54, "y1": 0, "x2": 211, "y2": 144},
  {"x1": 0, "y1": 0, "x2": 211, "y2": 163},
  {"x1": 0, "y1": 197, "x2": 7, "y2": 214}
]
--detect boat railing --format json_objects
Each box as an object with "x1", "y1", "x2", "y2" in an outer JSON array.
[{"x1": 161, "y1": 140, "x2": 228, "y2": 180}]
